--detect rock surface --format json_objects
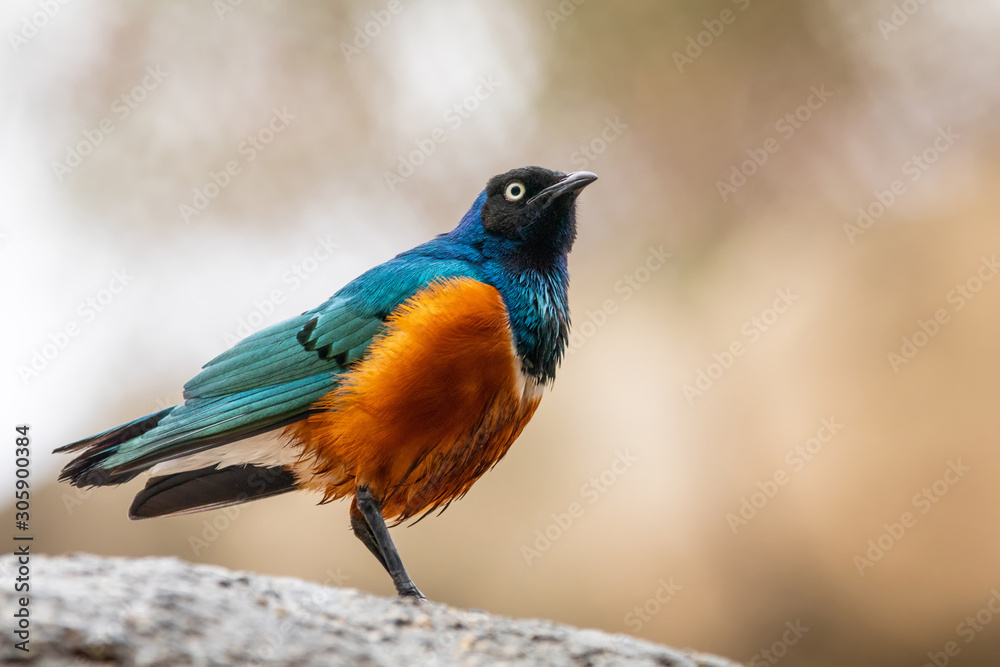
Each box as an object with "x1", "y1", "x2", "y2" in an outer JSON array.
[{"x1": 0, "y1": 553, "x2": 741, "y2": 666}]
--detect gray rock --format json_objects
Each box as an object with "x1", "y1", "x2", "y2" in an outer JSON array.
[{"x1": 0, "y1": 553, "x2": 741, "y2": 666}]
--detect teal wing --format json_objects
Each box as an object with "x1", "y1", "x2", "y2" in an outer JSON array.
[
  {"x1": 181, "y1": 297, "x2": 382, "y2": 400},
  {"x1": 57, "y1": 253, "x2": 484, "y2": 485},
  {"x1": 183, "y1": 252, "x2": 480, "y2": 400}
]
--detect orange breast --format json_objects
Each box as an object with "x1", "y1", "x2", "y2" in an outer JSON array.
[{"x1": 284, "y1": 277, "x2": 541, "y2": 522}]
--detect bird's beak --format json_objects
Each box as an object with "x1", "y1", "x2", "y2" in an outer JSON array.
[{"x1": 527, "y1": 171, "x2": 598, "y2": 208}]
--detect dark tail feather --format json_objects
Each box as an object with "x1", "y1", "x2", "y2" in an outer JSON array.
[
  {"x1": 55, "y1": 408, "x2": 174, "y2": 487},
  {"x1": 128, "y1": 464, "x2": 298, "y2": 519}
]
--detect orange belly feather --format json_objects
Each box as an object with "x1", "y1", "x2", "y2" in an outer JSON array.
[{"x1": 284, "y1": 277, "x2": 541, "y2": 523}]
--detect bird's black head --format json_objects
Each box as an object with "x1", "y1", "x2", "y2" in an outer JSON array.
[
  {"x1": 479, "y1": 166, "x2": 597, "y2": 258},
  {"x1": 441, "y1": 166, "x2": 596, "y2": 383}
]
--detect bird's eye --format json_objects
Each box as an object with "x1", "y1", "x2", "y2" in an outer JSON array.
[{"x1": 504, "y1": 181, "x2": 526, "y2": 202}]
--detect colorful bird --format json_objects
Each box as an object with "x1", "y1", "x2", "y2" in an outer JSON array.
[{"x1": 55, "y1": 166, "x2": 597, "y2": 599}]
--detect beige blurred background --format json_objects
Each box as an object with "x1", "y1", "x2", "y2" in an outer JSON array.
[{"x1": 3, "y1": 1, "x2": 1000, "y2": 665}]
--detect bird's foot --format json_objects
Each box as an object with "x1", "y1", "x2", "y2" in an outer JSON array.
[{"x1": 396, "y1": 583, "x2": 427, "y2": 601}]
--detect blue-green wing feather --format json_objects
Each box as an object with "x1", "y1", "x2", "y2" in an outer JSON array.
[
  {"x1": 103, "y1": 375, "x2": 335, "y2": 473},
  {"x1": 183, "y1": 255, "x2": 480, "y2": 399},
  {"x1": 90, "y1": 252, "x2": 484, "y2": 475}
]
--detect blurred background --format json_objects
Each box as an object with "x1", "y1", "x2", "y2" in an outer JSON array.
[{"x1": 3, "y1": 1, "x2": 999, "y2": 665}]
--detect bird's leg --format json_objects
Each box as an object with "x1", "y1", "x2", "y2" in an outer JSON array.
[
  {"x1": 354, "y1": 485, "x2": 425, "y2": 600},
  {"x1": 350, "y1": 508, "x2": 388, "y2": 570}
]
